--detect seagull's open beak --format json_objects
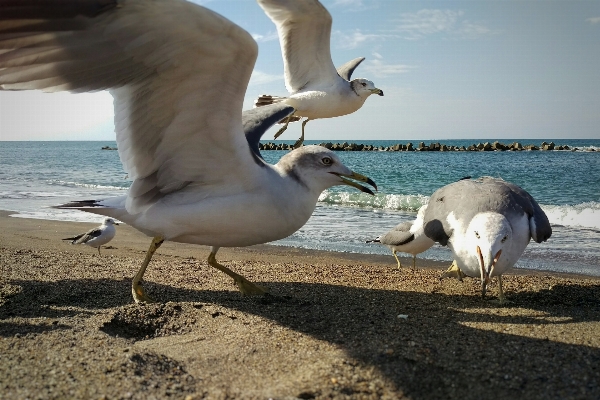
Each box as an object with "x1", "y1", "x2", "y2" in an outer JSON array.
[
  {"x1": 477, "y1": 246, "x2": 502, "y2": 297},
  {"x1": 371, "y1": 88, "x2": 384, "y2": 96},
  {"x1": 331, "y1": 171, "x2": 377, "y2": 195}
]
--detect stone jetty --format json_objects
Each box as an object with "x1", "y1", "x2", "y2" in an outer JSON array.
[{"x1": 257, "y1": 141, "x2": 595, "y2": 152}]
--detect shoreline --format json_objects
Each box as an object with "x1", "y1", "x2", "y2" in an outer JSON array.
[
  {"x1": 1, "y1": 209, "x2": 597, "y2": 281},
  {"x1": 2, "y1": 210, "x2": 600, "y2": 399}
]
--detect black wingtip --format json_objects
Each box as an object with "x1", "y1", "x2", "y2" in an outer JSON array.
[{"x1": 53, "y1": 199, "x2": 102, "y2": 209}]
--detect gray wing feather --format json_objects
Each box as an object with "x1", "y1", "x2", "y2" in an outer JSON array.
[
  {"x1": 336, "y1": 57, "x2": 365, "y2": 81},
  {"x1": 64, "y1": 227, "x2": 102, "y2": 244},
  {"x1": 243, "y1": 103, "x2": 295, "y2": 159},
  {"x1": 62, "y1": 233, "x2": 85, "y2": 242},
  {"x1": 501, "y1": 180, "x2": 552, "y2": 242},
  {"x1": 380, "y1": 230, "x2": 414, "y2": 246},
  {"x1": 391, "y1": 221, "x2": 413, "y2": 232}
]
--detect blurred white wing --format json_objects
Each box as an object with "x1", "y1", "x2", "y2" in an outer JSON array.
[
  {"x1": 257, "y1": 0, "x2": 339, "y2": 93},
  {"x1": 0, "y1": 0, "x2": 260, "y2": 213}
]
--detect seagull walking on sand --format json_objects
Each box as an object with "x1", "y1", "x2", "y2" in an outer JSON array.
[
  {"x1": 367, "y1": 205, "x2": 434, "y2": 271},
  {"x1": 254, "y1": 0, "x2": 384, "y2": 148},
  {"x1": 62, "y1": 218, "x2": 118, "y2": 255},
  {"x1": 422, "y1": 177, "x2": 552, "y2": 303},
  {"x1": 0, "y1": 0, "x2": 377, "y2": 304}
]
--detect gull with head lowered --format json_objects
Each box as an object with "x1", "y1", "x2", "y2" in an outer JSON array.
[
  {"x1": 254, "y1": 0, "x2": 384, "y2": 148},
  {"x1": 0, "y1": 0, "x2": 377, "y2": 303},
  {"x1": 422, "y1": 177, "x2": 552, "y2": 304}
]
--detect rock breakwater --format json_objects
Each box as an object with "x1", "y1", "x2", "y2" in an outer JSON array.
[{"x1": 258, "y1": 141, "x2": 595, "y2": 152}]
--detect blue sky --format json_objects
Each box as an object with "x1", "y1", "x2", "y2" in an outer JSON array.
[{"x1": 1, "y1": 0, "x2": 599, "y2": 141}]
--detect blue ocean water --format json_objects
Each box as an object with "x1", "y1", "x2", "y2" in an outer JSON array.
[{"x1": 1, "y1": 140, "x2": 599, "y2": 276}]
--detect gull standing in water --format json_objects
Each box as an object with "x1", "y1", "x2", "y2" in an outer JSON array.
[
  {"x1": 254, "y1": 0, "x2": 384, "y2": 148},
  {"x1": 367, "y1": 205, "x2": 434, "y2": 271},
  {"x1": 422, "y1": 177, "x2": 552, "y2": 303},
  {"x1": 62, "y1": 218, "x2": 119, "y2": 255},
  {"x1": 0, "y1": 0, "x2": 377, "y2": 303}
]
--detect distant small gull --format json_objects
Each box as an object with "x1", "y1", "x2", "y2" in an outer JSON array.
[
  {"x1": 423, "y1": 177, "x2": 552, "y2": 303},
  {"x1": 0, "y1": 0, "x2": 377, "y2": 303},
  {"x1": 367, "y1": 205, "x2": 434, "y2": 271},
  {"x1": 254, "y1": 0, "x2": 384, "y2": 148},
  {"x1": 62, "y1": 218, "x2": 118, "y2": 255}
]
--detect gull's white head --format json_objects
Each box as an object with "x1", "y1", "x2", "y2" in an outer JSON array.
[
  {"x1": 102, "y1": 218, "x2": 119, "y2": 226},
  {"x1": 351, "y1": 78, "x2": 384, "y2": 98},
  {"x1": 276, "y1": 145, "x2": 377, "y2": 195},
  {"x1": 467, "y1": 212, "x2": 512, "y2": 296}
]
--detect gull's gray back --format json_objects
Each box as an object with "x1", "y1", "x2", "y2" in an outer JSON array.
[
  {"x1": 423, "y1": 177, "x2": 552, "y2": 246},
  {"x1": 379, "y1": 221, "x2": 414, "y2": 246}
]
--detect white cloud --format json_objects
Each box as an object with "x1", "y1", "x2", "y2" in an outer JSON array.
[
  {"x1": 398, "y1": 9, "x2": 463, "y2": 36},
  {"x1": 396, "y1": 9, "x2": 492, "y2": 39},
  {"x1": 333, "y1": 30, "x2": 397, "y2": 49},
  {"x1": 363, "y1": 58, "x2": 415, "y2": 78},
  {"x1": 249, "y1": 70, "x2": 284, "y2": 86},
  {"x1": 460, "y1": 21, "x2": 492, "y2": 36},
  {"x1": 331, "y1": 0, "x2": 377, "y2": 12},
  {"x1": 251, "y1": 31, "x2": 279, "y2": 43},
  {"x1": 586, "y1": 17, "x2": 600, "y2": 24},
  {"x1": 333, "y1": 0, "x2": 363, "y2": 6}
]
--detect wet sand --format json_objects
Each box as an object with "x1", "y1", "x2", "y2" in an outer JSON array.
[{"x1": 1, "y1": 210, "x2": 599, "y2": 399}]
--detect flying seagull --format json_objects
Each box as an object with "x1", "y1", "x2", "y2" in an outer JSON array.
[
  {"x1": 62, "y1": 218, "x2": 119, "y2": 255},
  {"x1": 422, "y1": 177, "x2": 552, "y2": 303},
  {"x1": 0, "y1": 0, "x2": 376, "y2": 303},
  {"x1": 254, "y1": 0, "x2": 384, "y2": 148},
  {"x1": 367, "y1": 205, "x2": 434, "y2": 271}
]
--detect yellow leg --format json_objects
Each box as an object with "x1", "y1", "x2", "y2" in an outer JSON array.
[
  {"x1": 392, "y1": 251, "x2": 402, "y2": 270},
  {"x1": 293, "y1": 118, "x2": 310, "y2": 149},
  {"x1": 132, "y1": 236, "x2": 164, "y2": 303},
  {"x1": 273, "y1": 113, "x2": 294, "y2": 139},
  {"x1": 207, "y1": 247, "x2": 267, "y2": 295},
  {"x1": 440, "y1": 260, "x2": 466, "y2": 281},
  {"x1": 496, "y1": 275, "x2": 510, "y2": 305}
]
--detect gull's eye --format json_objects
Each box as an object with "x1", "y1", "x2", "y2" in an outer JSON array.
[
  {"x1": 361, "y1": 82, "x2": 367, "y2": 87},
  {"x1": 475, "y1": 231, "x2": 480, "y2": 239},
  {"x1": 322, "y1": 157, "x2": 333, "y2": 166},
  {"x1": 501, "y1": 235, "x2": 508, "y2": 243}
]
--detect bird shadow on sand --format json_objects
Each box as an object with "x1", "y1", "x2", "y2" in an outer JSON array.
[{"x1": 1, "y1": 277, "x2": 599, "y2": 399}]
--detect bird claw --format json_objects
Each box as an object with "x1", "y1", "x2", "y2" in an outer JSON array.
[
  {"x1": 132, "y1": 283, "x2": 156, "y2": 304},
  {"x1": 234, "y1": 277, "x2": 268, "y2": 296}
]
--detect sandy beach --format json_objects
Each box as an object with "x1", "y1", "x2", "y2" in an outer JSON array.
[{"x1": 1, "y1": 209, "x2": 599, "y2": 399}]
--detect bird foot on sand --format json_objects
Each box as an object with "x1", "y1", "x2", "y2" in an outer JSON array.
[
  {"x1": 440, "y1": 261, "x2": 466, "y2": 281},
  {"x1": 234, "y1": 276, "x2": 268, "y2": 296},
  {"x1": 132, "y1": 283, "x2": 156, "y2": 304}
]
